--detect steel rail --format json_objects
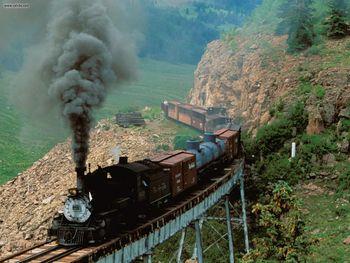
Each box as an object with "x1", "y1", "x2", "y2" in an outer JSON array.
[{"x1": 16, "y1": 244, "x2": 61, "y2": 263}]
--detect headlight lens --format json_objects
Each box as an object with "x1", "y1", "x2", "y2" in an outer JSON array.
[{"x1": 64, "y1": 195, "x2": 92, "y2": 223}]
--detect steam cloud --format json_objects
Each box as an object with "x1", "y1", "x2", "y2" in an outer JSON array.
[{"x1": 12, "y1": 0, "x2": 137, "y2": 168}]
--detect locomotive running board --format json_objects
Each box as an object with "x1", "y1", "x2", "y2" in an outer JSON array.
[{"x1": 70, "y1": 160, "x2": 245, "y2": 263}]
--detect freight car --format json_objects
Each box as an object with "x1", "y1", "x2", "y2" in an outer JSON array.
[
  {"x1": 161, "y1": 100, "x2": 230, "y2": 132},
  {"x1": 48, "y1": 128, "x2": 241, "y2": 246}
]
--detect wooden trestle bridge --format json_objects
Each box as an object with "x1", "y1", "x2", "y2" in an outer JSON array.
[{"x1": 1, "y1": 160, "x2": 249, "y2": 263}]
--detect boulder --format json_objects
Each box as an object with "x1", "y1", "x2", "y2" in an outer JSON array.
[
  {"x1": 343, "y1": 236, "x2": 350, "y2": 245},
  {"x1": 339, "y1": 107, "x2": 350, "y2": 119},
  {"x1": 322, "y1": 153, "x2": 336, "y2": 166},
  {"x1": 307, "y1": 107, "x2": 325, "y2": 134},
  {"x1": 337, "y1": 138, "x2": 349, "y2": 153},
  {"x1": 320, "y1": 103, "x2": 336, "y2": 126}
]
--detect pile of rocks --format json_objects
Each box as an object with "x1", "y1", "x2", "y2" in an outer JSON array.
[{"x1": 0, "y1": 119, "x2": 175, "y2": 257}]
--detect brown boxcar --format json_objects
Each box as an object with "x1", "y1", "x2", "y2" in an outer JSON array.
[
  {"x1": 191, "y1": 108, "x2": 206, "y2": 131},
  {"x1": 151, "y1": 151, "x2": 197, "y2": 197},
  {"x1": 214, "y1": 128, "x2": 240, "y2": 159},
  {"x1": 177, "y1": 104, "x2": 193, "y2": 126},
  {"x1": 167, "y1": 101, "x2": 180, "y2": 121}
]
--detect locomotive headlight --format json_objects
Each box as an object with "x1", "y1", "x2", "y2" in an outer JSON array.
[{"x1": 63, "y1": 195, "x2": 92, "y2": 223}]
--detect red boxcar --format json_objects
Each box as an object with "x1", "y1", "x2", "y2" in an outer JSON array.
[
  {"x1": 151, "y1": 151, "x2": 197, "y2": 197},
  {"x1": 214, "y1": 128, "x2": 240, "y2": 159}
]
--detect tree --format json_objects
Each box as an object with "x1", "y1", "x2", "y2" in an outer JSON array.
[
  {"x1": 276, "y1": 0, "x2": 315, "y2": 53},
  {"x1": 324, "y1": 0, "x2": 349, "y2": 38}
]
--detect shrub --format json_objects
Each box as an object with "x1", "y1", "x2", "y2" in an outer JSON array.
[
  {"x1": 337, "y1": 163, "x2": 350, "y2": 194},
  {"x1": 243, "y1": 181, "x2": 311, "y2": 262},
  {"x1": 263, "y1": 156, "x2": 300, "y2": 185},
  {"x1": 313, "y1": 84, "x2": 326, "y2": 99},
  {"x1": 286, "y1": 101, "x2": 309, "y2": 133},
  {"x1": 305, "y1": 43, "x2": 325, "y2": 56},
  {"x1": 255, "y1": 118, "x2": 293, "y2": 156},
  {"x1": 300, "y1": 133, "x2": 337, "y2": 158},
  {"x1": 246, "y1": 102, "x2": 308, "y2": 160},
  {"x1": 269, "y1": 99, "x2": 285, "y2": 117},
  {"x1": 297, "y1": 81, "x2": 312, "y2": 95},
  {"x1": 338, "y1": 119, "x2": 350, "y2": 133},
  {"x1": 143, "y1": 107, "x2": 163, "y2": 120}
]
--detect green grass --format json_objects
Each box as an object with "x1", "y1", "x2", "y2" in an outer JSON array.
[
  {"x1": 95, "y1": 58, "x2": 195, "y2": 119},
  {"x1": 302, "y1": 192, "x2": 350, "y2": 262},
  {"x1": 0, "y1": 59, "x2": 195, "y2": 184}
]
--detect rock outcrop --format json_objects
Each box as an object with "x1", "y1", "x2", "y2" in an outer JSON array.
[{"x1": 187, "y1": 35, "x2": 350, "y2": 133}]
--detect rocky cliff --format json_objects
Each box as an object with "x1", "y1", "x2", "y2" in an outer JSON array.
[{"x1": 188, "y1": 34, "x2": 350, "y2": 133}]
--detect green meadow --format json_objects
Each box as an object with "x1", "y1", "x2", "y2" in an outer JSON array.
[{"x1": 0, "y1": 59, "x2": 195, "y2": 184}]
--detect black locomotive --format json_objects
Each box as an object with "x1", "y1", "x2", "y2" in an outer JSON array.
[{"x1": 48, "y1": 128, "x2": 241, "y2": 246}]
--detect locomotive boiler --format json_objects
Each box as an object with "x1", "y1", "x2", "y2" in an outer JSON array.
[{"x1": 48, "y1": 128, "x2": 241, "y2": 246}]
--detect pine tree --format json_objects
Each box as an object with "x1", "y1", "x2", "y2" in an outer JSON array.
[
  {"x1": 276, "y1": 0, "x2": 315, "y2": 53},
  {"x1": 324, "y1": 0, "x2": 349, "y2": 38}
]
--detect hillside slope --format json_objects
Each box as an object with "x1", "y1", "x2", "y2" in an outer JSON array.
[{"x1": 188, "y1": 35, "x2": 350, "y2": 133}]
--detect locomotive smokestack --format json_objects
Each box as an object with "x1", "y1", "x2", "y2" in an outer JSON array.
[
  {"x1": 75, "y1": 167, "x2": 86, "y2": 192},
  {"x1": 119, "y1": 156, "x2": 128, "y2": 164}
]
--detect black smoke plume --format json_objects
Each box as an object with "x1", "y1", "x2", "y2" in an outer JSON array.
[{"x1": 11, "y1": 0, "x2": 137, "y2": 168}]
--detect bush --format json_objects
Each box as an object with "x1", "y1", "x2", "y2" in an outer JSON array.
[
  {"x1": 269, "y1": 99, "x2": 285, "y2": 117},
  {"x1": 263, "y1": 156, "x2": 300, "y2": 185},
  {"x1": 305, "y1": 43, "x2": 325, "y2": 56},
  {"x1": 300, "y1": 133, "x2": 337, "y2": 158},
  {"x1": 255, "y1": 118, "x2": 293, "y2": 156},
  {"x1": 338, "y1": 119, "x2": 350, "y2": 133},
  {"x1": 313, "y1": 84, "x2": 326, "y2": 99},
  {"x1": 243, "y1": 181, "x2": 311, "y2": 262},
  {"x1": 337, "y1": 163, "x2": 350, "y2": 194},
  {"x1": 244, "y1": 102, "x2": 308, "y2": 163},
  {"x1": 143, "y1": 107, "x2": 163, "y2": 120},
  {"x1": 297, "y1": 81, "x2": 312, "y2": 95},
  {"x1": 286, "y1": 101, "x2": 309, "y2": 133}
]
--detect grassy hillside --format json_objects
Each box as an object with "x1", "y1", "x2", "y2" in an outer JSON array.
[{"x1": 0, "y1": 59, "x2": 195, "y2": 184}]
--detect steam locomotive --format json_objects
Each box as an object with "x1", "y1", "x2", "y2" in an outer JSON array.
[{"x1": 48, "y1": 128, "x2": 241, "y2": 246}]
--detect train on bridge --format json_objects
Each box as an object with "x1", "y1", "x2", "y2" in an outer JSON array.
[{"x1": 49, "y1": 126, "x2": 242, "y2": 246}]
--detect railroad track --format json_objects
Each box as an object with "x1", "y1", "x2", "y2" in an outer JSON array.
[
  {"x1": 0, "y1": 241, "x2": 85, "y2": 263},
  {"x1": 1, "y1": 161, "x2": 243, "y2": 263}
]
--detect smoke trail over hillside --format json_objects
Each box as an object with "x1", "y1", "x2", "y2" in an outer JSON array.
[
  {"x1": 45, "y1": 0, "x2": 137, "y2": 167},
  {"x1": 12, "y1": 0, "x2": 137, "y2": 168}
]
